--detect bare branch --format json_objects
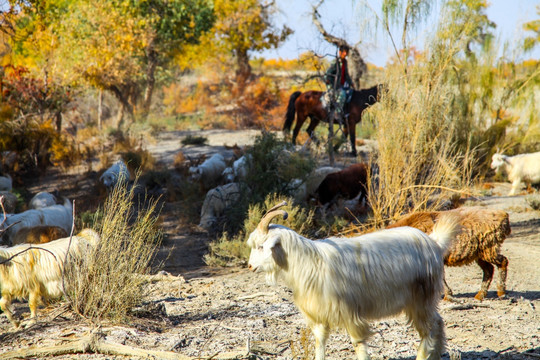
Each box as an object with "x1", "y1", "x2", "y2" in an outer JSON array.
[{"x1": 311, "y1": 1, "x2": 368, "y2": 88}]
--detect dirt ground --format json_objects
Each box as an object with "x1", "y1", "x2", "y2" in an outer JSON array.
[{"x1": 0, "y1": 130, "x2": 539, "y2": 360}]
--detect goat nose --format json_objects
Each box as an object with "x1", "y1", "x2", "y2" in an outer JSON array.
[{"x1": 248, "y1": 264, "x2": 253, "y2": 271}]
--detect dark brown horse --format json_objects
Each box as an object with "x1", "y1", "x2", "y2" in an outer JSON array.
[{"x1": 283, "y1": 84, "x2": 383, "y2": 156}]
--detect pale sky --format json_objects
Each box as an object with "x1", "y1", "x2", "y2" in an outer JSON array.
[{"x1": 260, "y1": 0, "x2": 540, "y2": 66}]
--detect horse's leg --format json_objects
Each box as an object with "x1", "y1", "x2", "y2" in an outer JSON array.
[
  {"x1": 292, "y1": 113, "x2": 306, "y2": 145},
  {"x1": 348, "y1": 117, "x2": 358, "y2": 157},
  {"x1": 306, "y1": 117, "x2": 321, "y2": 144}
]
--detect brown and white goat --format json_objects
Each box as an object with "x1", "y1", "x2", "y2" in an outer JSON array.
[{"x1": 387, "y1": 207, "x2": 511, "y2": 301}]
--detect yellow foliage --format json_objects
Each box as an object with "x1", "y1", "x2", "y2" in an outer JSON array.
[{"x1": 50, "y1": 135, "x2": 81, "y2": 168}]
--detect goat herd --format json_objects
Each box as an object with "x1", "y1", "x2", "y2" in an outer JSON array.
[
  {"x1": 191, "y1": 146, "x2": 539, "y2": 359},
  {"x1": 0, "y1": 142, "x2": 539, "y2": 359}
]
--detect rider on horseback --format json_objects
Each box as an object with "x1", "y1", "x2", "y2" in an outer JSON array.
[{"x1": 324, "y1": 44, "x2": 354, "y2": 120}]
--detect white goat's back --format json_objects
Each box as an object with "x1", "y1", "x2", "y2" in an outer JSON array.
[{"x1": 2, "y1": 197, "x2": 73, "y2": 244}]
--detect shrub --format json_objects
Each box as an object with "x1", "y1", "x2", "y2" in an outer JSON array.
[
  {"x1": 243, "y1": 131, "x2": 316, "y2": 204},
  {"x1": 65, "y1": 179, "x2": 162, "y2": 322},
  {"x1": 181, "y1": 135, "x2": 208, "y2": 146},
  {"x1": 204, "y1": 193, "x2": 315, "y2": 267}
]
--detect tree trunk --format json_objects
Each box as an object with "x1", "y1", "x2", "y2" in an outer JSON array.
[
  {"x1": 142, "y1": 44, "x2": 158, "y2": 119},
  {"x1": 55, "y1": 111, "x2": 62, "y2": 132},
  {"x1": 97, "y1": 89, "x2": 103, "y2": 130},
  {"x1": 235, "y1": 48, "x2": 251, "y2": 93},
  {"x1": 109, "y1": 86, "x2": 135, "y2": 131},
  {"x1": 348, "y1": 48, "x2": 367, "y2": 89}
]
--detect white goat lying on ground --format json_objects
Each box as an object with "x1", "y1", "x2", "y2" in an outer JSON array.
[
  {"x1": 0, "y1": 228, "x2": 100, "y2": 328},
  {"x1": 0, "y1": 174, "x2": 12, "y2": 191},
  {"x1": 100, "y1": 160, "x2": 130, "y2": 189},
  {"x1": 491, "y1": 151, "x2": 540, "y2": 195},
  {"x1": 29, "y1": 191, "x2": 57, "y2": 209},
  {"x1": 189, "y1": 153, "x2": 227, "y2": 189},
  {"x1": 199, "y1": 182, "x2": 243, "y2": 231},
  {"x1": 247, "y1": 202, "x2": 459, "y2": 360},
  {"x1": 1, "y1": 197, "x2": 73, "y2": 245}
]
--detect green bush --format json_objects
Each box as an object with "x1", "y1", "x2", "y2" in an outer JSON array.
[{"x1": 243, "y1": 131, "x2": 316, "y2": 203}]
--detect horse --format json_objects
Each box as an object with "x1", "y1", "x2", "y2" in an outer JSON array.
[{"x1": 283, "y1": 84, "x2": 383, "y2": 157}]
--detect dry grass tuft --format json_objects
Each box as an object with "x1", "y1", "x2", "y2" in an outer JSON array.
[{"x1": 65, "y1": 179, "x2": 162, "y2": 322}]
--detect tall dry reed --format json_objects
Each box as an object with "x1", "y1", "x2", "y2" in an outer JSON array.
[{"x1": 65, "y1": 178, "x2": 162, "y2": 322}]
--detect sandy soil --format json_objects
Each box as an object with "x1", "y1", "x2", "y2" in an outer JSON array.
[{"x1": 0, "y1": 130, "x2": 538, "y2": 360}]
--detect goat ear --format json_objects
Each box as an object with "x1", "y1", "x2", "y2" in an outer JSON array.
[
  {"x1": 266, "y1": 235, "x2": 281, "y2": 249},
  {"x1": 268, "y1": 235, "x2": 288, "y2": 270}
]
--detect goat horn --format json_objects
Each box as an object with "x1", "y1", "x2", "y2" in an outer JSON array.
[{"x1": 258, "y1": 201, "x2": 288, "y2": 234}]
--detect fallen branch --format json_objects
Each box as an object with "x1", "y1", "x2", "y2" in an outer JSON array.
[
  {"x1": 0, "y1": 331, "x2": 192, "y2": 360},
  {"x1": 238, "y1": 292, "x2": 275, "y2": 300},
  {"x1": 446, "y1": 303, "x2": 491, "y2": 311}
]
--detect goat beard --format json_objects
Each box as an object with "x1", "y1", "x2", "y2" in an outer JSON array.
[{"x1": 265, "y1": 271, "x2": 279, "y2": 286}]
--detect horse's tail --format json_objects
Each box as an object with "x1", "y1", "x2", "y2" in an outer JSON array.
[{"x1": 283, "y1": 91, "x2": 302, "y2": 132}]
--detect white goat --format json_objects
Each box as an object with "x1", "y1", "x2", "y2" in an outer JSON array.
[
  {"x1": 189, "y1": 153, "x2": 227, "y2": 188},
  {"x1": 1, "y1": 197, "x2": 73, "y2": 245},
  {"x1": 222, "y1": 155, "x2": 251, "y2": 183},
  {"x1": 29, "y1": 191, "x2": 57, "y2": 209},
  {"x1": 247, "y1": 202, "x2": 459, "y2": 360},
  {"x1": 100, "y1": 160, "x2": 130, "y2": 189},
  {"x1": 199, "y1": 182, "x2": 243, "y2": 231},
  {"x1": 0, "y1": 174, "x2": 12, "y2": 191},
  {"x1": 0, "y1": 228, "x2": 100, "y2": 328},
  {"x1": 491, "y1": 151, "x2": 540, "y2": 195}
]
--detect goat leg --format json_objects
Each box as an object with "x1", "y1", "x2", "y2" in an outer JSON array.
[
  {"x1": 475, "y1": 259, "x2": 494, "y2": 301},
  {"x1": 0, "y1": 294, "x2": 20, "y2": 329},
  {"x1": 494, "y1": 254, "x2": 509, "y2": 298}
]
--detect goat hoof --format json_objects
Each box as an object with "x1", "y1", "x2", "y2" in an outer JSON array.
[
  {"x1": 474, "y1": 291, "x2": 487, "y2": 301},
  {"x1": 497, "y1": 290, "x2": 506, "y2": 298},
  {"x1": 443, "y1": 294, "x2": 457, "y2": 302}
]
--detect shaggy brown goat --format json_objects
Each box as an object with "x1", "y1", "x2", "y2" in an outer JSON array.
[
  {"x1": 11, "y1": 225, "x2": 69, "y2": 246},
  {"x1": 315, "y1": 163, "x2": 368, "y2": 205},
  {"x1": 387, "y1": 207, "x2": 511, "y2": 301}
]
